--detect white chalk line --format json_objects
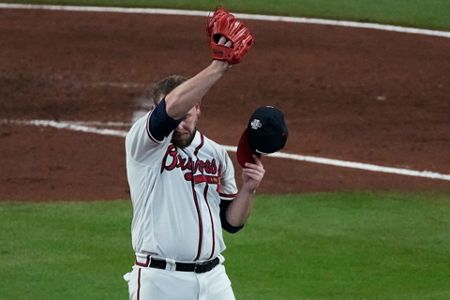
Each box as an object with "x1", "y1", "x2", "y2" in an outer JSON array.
[
  {"x1": 64, "y1": 120, "x2": 132, "y2": 127},
  {"x1": 2, "y1": 119, "x2": 127, "y2": 138},
  {"x1": 2, "y1": 118, "x2": 449, "y2": 182},
  {"x1": 0, "y1": 3, "x2": 450, "y2": 39},
  {"x1": 90, "y1": 81, "x2": 145, "y2": 89}
]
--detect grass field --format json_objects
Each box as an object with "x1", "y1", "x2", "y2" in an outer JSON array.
[
  {"x1": 3, "y1": 0, "x2": 450, "y2": 31},
  {"x1": 1, "y1": 192, "x2": 449, "y2": 299}
]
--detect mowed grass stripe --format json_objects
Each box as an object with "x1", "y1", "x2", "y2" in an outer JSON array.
[{"x1": 0, "y1": 192, "x2": 449, "y2": 299}]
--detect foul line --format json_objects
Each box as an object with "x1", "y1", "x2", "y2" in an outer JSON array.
[
  {"x1": 3, "y1": 119, "x2": 128, "y2": 138},
  {"x1": 3, "y1": 119, "x2": 450, "y2": 182},
  {"x1": 0, "y1": 3, "x2": 450, "y2": 39}
]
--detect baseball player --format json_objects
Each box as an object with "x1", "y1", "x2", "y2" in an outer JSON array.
[{"x1": 123, "y1": 8, "x2": 263, "y2": 300}]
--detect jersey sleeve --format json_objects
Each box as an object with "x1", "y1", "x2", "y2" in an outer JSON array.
[
  {"x1": 126, "y1": 99, "x2": 182, "y2": 163},
  {"x1": 147, "y1": 99, "x2": 182, "y2": 142},
  {"x1": 218, "y1": 150, "x2": 238, "y2": 201},
  {"x1": 218, "y1": 149, "x2": 242, "y2": 233}
]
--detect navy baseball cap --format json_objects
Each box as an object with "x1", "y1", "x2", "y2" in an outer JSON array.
[{"x1": 237, "y1": 106, "x2": 288, "y2": 167}]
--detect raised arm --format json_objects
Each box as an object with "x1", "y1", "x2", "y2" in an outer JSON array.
[
  {"x1": 165, "y1": 60, "x2": 229, "y2": 120},
  {"x1": 165, "y1": 7, "x2": 254, "y2": 120}
]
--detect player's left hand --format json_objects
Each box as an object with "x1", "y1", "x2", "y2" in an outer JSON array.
[
  {"x1": 241, "y1": 155, "x2": 265, "y2": 193},
  {"x1": 207, "y1": 7, "x2": 254, "y2": 65}
]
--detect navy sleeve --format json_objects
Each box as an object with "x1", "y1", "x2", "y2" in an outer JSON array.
[
  {"x1": 220, "y1": 200, "x2": 244, "y2": 234},
  {"x1": 148, "y1": 99, "x2": 182, "y2": 142}
]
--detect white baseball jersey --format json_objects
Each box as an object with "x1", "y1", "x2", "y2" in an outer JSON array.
[{"x1": 125, "y1": 111, "x2": 238, "y2": 262}]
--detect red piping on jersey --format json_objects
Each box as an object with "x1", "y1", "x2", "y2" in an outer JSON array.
[
  {"x1": 191, "y1": 133, "x2": 206, "y2": 261},
  {"x1": 216, "y1": 163, "x2": 222, "y2": 192},
  {"x1": 219, "y1": 192, "x2": 238, "y2": 199},
  {"x1": 194, "y1": 133, "x2": 204, "y2": 156},
  {"x1": 191, "y1": 136, "x2": 204, "y2": 261},
  {"x1": 190, "y1": 174, "x2": 203, "y2": 261},
  {"x1": 203, "y1": 184, "x2": 216, "y2": 260}
]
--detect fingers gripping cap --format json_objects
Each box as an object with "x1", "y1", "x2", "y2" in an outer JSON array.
[{"x1": 237, "y1": 106, "x2": 288, "y2": 167}]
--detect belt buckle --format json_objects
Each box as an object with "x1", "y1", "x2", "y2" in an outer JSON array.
[{"x1": 194, "y1": 260, "x2": 212, "y2": 273}]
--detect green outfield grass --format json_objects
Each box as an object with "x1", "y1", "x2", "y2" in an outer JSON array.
[
  {"x1": 3, "y1": 0, "x2": 450, "y2": 31},
  {"x1": 1, "y1": 192, "x2": 449, "y2": 299}
]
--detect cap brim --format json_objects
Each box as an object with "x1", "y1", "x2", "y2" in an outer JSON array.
[{"x1": 237, "y1": 129, "x2": 261, "y2": 168}]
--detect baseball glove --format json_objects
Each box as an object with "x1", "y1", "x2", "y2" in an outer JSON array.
[{"x1": 206, "y1": 7, "x2": 254, "y2": 65}]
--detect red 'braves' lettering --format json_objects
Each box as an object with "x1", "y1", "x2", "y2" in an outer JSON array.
[{"x1": 161, "y1": 145, "x2": 218, "y2": 176}]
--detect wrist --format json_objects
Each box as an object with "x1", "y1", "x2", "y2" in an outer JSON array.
[
  {"x1": 241, "y1": 186, "x2": 256, "y2": 196},
  {"x1": 211, "y1": 59, "x2": 230, "y2": 72}
]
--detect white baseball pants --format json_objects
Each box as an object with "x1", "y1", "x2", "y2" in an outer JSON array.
[{"x1": 124, "y1": 264, "x2": 236, "y2": 300}]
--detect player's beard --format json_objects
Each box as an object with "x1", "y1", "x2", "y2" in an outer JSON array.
[{"x1": 171, "y1": 128, "x2": 197, "y2": 148}]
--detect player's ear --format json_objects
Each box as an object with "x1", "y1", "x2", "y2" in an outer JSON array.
[{"x1": 195, "y1": 103, "x2": 201, "y2": 116}]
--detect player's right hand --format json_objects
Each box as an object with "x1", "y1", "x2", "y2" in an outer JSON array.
[{"x1": 241, "y1": 155, "x2": 265, "y2": 194}]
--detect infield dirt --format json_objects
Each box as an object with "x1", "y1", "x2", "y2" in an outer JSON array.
[{"x1": 0, "y1": 9, "x2": 449, "y2": 201}]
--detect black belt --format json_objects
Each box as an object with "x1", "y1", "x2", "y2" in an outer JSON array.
[{"x1": 138, "y1": 257, "x2": 220, "y2": 274}]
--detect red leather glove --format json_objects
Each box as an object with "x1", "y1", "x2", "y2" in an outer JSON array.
[{"x1": 206, "y1": 7, "x2": 254, "y2": 65}]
